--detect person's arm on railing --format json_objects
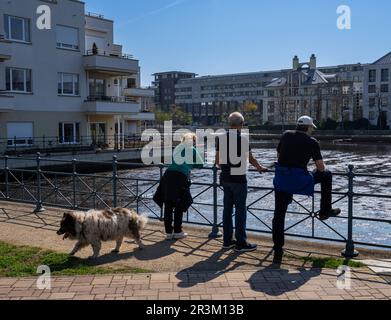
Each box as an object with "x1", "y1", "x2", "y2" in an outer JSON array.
[
  {"x1": 193, "y1": 147, "x2": 204, "y2": 169},
  {"x1": 315, "y1": 160, "x2": 326, "y2": 172},
  {"x1": 249, "y1": 151, "x2": 268, "y2": 173}
]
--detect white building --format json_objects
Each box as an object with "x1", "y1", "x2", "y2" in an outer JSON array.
[
  {"x1": 363, "y1": 52, "x2": 391, "y2": 129},
  {"x1": 0, "y1": 0, "x2": 154, "y2": 152}
]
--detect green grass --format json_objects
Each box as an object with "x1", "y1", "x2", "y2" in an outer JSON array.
[
  {"x1": 0, "y1": 241, "x2": 151, "y2": 277},
  {"x1": 286, "y1": 254, "x2": 365, "y2": 269}
]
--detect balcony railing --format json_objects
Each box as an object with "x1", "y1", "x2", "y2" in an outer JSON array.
[
  {"x1": 86, "y1": 95, "x2": 138, "y2": 103},
  {"x1": 85, "y1": 49, "x2": 134, "y2": 60}
]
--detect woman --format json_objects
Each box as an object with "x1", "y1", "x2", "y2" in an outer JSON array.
[{"x1": 154, "y1": 133, "x2": 204, "y2": 240}]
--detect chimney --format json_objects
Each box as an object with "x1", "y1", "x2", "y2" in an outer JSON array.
[
  {"x1": 293, "y1": 55, "x2": 299, "y2": 71},
  {"x1": 310, "y1": 54, "x2": 317, "y2": 69}
]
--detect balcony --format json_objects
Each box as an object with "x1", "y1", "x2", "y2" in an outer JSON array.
[
  {"x1": 124, "y1": 87, "x2": 155, "y2": 98},
  {"x1": 83, "y1": 50, "x2": 139, "y2": 76},
  {"x1": 0, "y1": 35, "x2": 12, "y2": 61},
  {"x1": 84, "y1": 96, "x2": 141, "y2": 115},
  {"x1": 0, "y1": 93, "x2": 15, "y2": 112},
  {"x1": 124, "y1": 111, "x2": 156, "y2": 122}
]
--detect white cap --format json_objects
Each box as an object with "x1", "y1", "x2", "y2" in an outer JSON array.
[{"x1": 297, "y1": 116, "x2": 317, "y2": 129}]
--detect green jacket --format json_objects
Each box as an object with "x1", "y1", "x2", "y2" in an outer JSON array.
[{"x1": 167, "y1": 144, "x2": 204, "y2": 177}]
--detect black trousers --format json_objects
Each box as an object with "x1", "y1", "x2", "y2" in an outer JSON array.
[
  {"x1": 164, "y1": 202, "x2": 184, "y2": 234},
  {"x1": 273, "y1": 170, "x2": 333, "y2": 251}
]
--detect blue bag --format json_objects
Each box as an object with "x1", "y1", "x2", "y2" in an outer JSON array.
[{"x1": 273, "y1": 163, "x2": 315, "y2": 197}]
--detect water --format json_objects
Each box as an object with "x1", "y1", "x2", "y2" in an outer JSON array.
[{"x1": 119, "y1": 142, "x2": 391, "y2": 248}]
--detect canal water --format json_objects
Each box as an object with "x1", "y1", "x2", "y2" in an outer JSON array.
[{"x1": 119, "y1": 142, "x2": 391, "y2": 248}]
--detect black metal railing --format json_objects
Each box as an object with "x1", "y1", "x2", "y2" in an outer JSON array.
[
  {"x1": 1, "y1": 154, "x2": 390, "y2": 258},
  {"x1": 0, "y1": 135, "x2": 150, "y2": 156}
]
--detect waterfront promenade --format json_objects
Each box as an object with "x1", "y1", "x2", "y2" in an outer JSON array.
[{"x1": 0, "y1": 201, "x2": 390, "y2": 300}]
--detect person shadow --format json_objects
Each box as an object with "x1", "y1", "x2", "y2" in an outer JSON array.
[
  {"x1": 247, "y1": 259, "x2": 322, "y2": 296},
  {"x1": 176, "y1": 250, "x2": 246, "y2": 288}
]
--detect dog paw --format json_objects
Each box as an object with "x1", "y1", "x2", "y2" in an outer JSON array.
[{"x1": 111, "y1": 249, "x2": 120, "y2": 254}]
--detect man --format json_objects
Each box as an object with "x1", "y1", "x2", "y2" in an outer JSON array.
[
  {"x1": 216, "y1": 112, "x2": 268, "y2": 253},
  {"x1": 273, "y1": 116, "x2": 341, "y2": 261}
]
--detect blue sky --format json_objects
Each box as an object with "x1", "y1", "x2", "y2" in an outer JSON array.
[{"x1": 85, "y1": 0, "x2": 391, "y2": 86}]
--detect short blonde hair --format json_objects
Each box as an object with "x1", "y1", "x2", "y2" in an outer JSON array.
[{"x1": 182, "y1": 132, "x2": 196, "y2": 144}]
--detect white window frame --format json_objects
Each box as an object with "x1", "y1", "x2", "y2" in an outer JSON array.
[
  {"x1": 5, "y1": 15, "x2": 31, "y2": 43},
  {"x1": 7, "y1": 122, "x2": 34, "y2": 147},
  {"x1": 56, "y1": 25, "x2": 79, "y2": 51},
  {"x1": 58, "y1": 73, "x2": 80, "y2": 96},
  {"x1": 59, "y1": 122, "x2": 80, "y2": 145},
  {"x1": 6, "y1": 67, "x2": 32, "y2": 93}
]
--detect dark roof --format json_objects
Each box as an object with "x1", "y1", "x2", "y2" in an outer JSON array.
[{"x1": 373, "y1": 52, "x2": 391, "y2": 65}]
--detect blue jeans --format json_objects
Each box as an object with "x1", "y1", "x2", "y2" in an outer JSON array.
[{"x1": 222, "y1": 182, "x2": 248, "y2": 246}]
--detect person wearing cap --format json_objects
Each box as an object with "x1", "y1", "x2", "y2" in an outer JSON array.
[{"x1": 272, "y1": 116, "x2": 341, "y2": 262}]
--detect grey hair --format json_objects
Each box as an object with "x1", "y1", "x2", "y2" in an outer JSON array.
[{"x1": 228, "y1": 112, "x2": 245, "y2": 127}]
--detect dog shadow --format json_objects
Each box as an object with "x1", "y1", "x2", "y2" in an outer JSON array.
[
  {"x1": 176, "y1": 250, "x2": 245, "y2": 288},
  {"x1": 247, "y1": 262, "x2": 322, "y2": 296},
  {"x1": 84, "y1": 239, "x2": 178, "y2": 266}
]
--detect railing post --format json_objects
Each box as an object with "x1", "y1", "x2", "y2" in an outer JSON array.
[
  {"x1": 159, "y1": 164, "x2": 164, "y2": 221},
  {"x1": 342, "y1": 164, "x2": 359, "y2": 258},
  {"x1": 72, "y1": 158, "x2": 77, "y2": 210},
  {"x1": 4, "y1": 156, "x2": 9, "y2": 200},
  {"x1": 209, "y1": 166, "x2": 222, "y2": 239},
  {"x1": 34, "y1": 152, "x2": 45, "y2": 213},
  {"x1": 112, "y1": 155, "x2": 118, "y2": 208}
]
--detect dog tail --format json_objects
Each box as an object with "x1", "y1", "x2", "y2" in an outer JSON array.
[{"x1": 137, "y1": 215, "x2": 149, "y2": 230}]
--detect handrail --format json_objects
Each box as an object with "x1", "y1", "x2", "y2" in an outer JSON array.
[{"x1": 0, "y1": 155, "x2": 390, "y2": 257}]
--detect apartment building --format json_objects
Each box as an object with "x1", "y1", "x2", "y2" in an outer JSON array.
[
  {"x1": 363, "y1": 52, "x2": 391, "y2": 129},
  {"x1": 175, "y1": 54, "x2": 368, "y2": 127},
  {"x1": 153, "y1": 71, "x2": 196, "y2": 112},
  {"x1": 0, "y1": 0, "x2": 154, "y2": 152}
]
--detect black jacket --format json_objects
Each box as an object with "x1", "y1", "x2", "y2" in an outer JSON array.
[{"x1": 153, "y1": 170, "x2": 193, "y2": 212}]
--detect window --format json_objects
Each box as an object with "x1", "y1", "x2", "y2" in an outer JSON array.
[
  {"x1": 56, "y1": 25, "x2": 79, "y2": 50},
  {"x1": 6, "y1": 68, "x2": 32, "y2": 92},
  {"x1": 381, "y1": 84, "x2": 389, "y2": 93},
  {"x1": 4, "y1": 15, "x2": 31, "y2": 42},
  {"x1": 368, "y1": 70, "x2": 377, "y2": 83},
  {"x1": 368, "y1": 85, "x2": 377, "y2": 94},
  {"x1": 127, "y1": 78, "x2": 136, "y2": 88},
  {"x1": 7, "y1": 122, "x2": 33, "y2": 147},
  {"x1": 381, "y1": 69, "x2": 389, "y2": 82},
  {"x1": 59, "y1": 123, "x2": 80, "y2": 144},
  {"x1": 369, "y1": 97, "x2": 376, "y2": 108},
  {"x1": 58, "y1": 73, "x2": 79, "y2": 95}
]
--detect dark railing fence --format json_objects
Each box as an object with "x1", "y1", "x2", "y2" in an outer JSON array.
[
  {"x1": 1, "y1": 154, "x2": 391, "y2": 258},
  {"x1": 0, "y1": 135, "x2": 151, "y2": 155}
]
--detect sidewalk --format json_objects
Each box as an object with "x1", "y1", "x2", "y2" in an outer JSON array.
[
  {"x1": 0, "y1": 201, "x2": 390, "y2": 300},
  {"x1": 1, "y1": 269, "x2": 390, "y2": 300}
]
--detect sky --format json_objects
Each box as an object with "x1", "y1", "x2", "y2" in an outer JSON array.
[{"x1": 84, "y1": 0, "x2": 391, "y2": 87}]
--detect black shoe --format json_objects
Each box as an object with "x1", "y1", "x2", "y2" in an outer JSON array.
[
  {"x1": 222, "y1": 240, "x2": 237, "y2": 250},
  {"x1": 235, "y1": 243, "x2": 257, "y2": 253},
  {"x1": 319, "y1": 208, "x2": 341, "y2": 221}
]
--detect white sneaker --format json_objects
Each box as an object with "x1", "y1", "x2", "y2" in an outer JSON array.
[
  {"x1": 173, "y1": 232, "x2": 188, "y2": 240},
  {"x1": 166, "y1": 234, "x2": 174, "y2": 240}
]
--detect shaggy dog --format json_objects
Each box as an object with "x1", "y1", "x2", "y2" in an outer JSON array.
[{"x1": 57, "y1": 208, "x2": 148, "y2": 259}]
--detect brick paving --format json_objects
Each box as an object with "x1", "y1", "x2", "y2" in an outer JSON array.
[
  {"x1": 0, "y1": 201, "x2": 390, "y2": 300},
  {"x1": 0, "y1": 268, "x2": 390, "y2": 300}
]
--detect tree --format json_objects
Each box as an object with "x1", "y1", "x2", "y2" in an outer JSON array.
[{"x1": 242, "y1": 102, "x2": 259, "y2": 125}]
